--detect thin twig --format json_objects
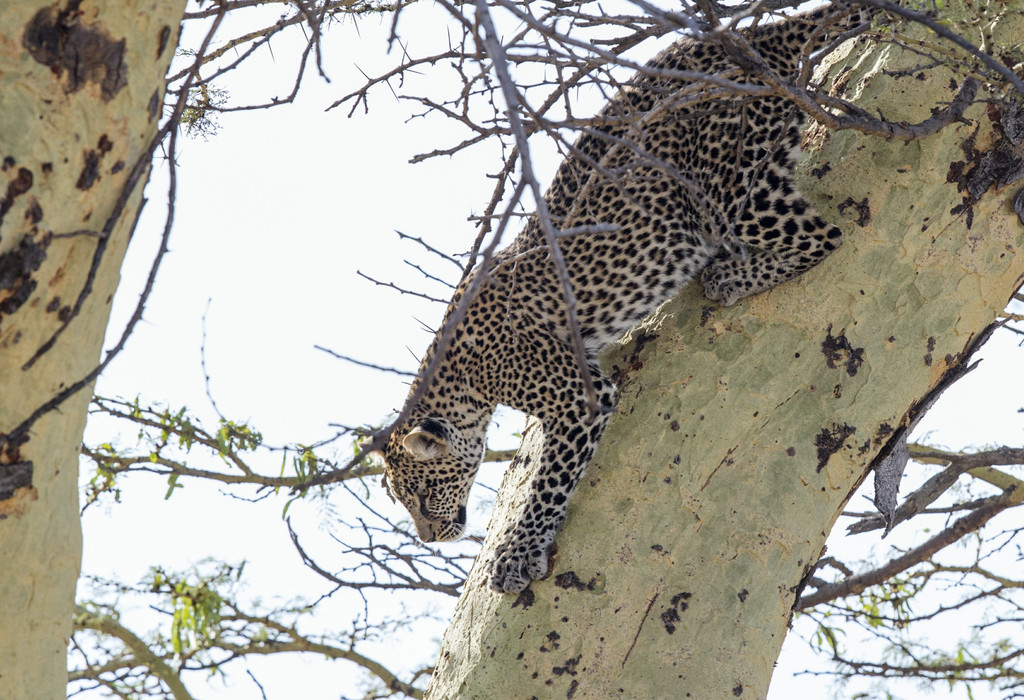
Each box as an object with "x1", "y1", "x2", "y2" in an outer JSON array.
[
  {"x1": 395, "y1": 230, "x2": 464, "y2": 270},
  {"x1": 356, "y1": 269, "x2": 449, "y2": 304},
  {"x1": 314, "y1": 345, "x2": 417, "y2": 377},
  {"x1": 476, "y1": 0, "x2": 603, "y2": 416}
]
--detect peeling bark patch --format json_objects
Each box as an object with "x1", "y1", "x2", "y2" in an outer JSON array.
[
  {"x1": 0, "y1": 167, "x2": 34, "y2": 230},
  {"x1": 814, "y1": 423, "x2": 857, "y2": 472},
  {"x1": 23, "y1": 2, "x2": 129, "y2": 101},
  {"x1": 963, "y1": 140, "x2": 1023, "y2": 201},
  {"x1": 0, "y1": 236, "x2": 48, "y2": 316},
  {"x1": 947, "y1": 114, "x2": 1024, "y2": 226},
  {"x1": 832, "y1": 66, "x2": 852, "y2": 97},
  {"x1": 660, "y1": 592, "x2": 691, "y2": 634},
  {"x1": 998, "y1": 100, "x2": 1024, "y2": 146},
  {"x1": 0, "y1": 461, "x2": 33, "y2": 501},
  {"x1": 837, "y1": 196, "x2": 870, "y2": 227},
  {"x1": 821, "y1": 325, "x2": 864, "y2": 376},
  {"x1": 554, "y1": 571, "x2": 597, "y2": 591}
]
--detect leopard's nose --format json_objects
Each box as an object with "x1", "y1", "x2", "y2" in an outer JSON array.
[
  {"x1": 456, "y1": 505, "x2": 467, "y2": 526},
  {"x1": 414, "y1": 520, "x2": 437, "y2": 543}
]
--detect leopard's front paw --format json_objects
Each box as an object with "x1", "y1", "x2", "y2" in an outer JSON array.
[{"x1": 488, "y1": 533, "x2": 553, "y2": 594}]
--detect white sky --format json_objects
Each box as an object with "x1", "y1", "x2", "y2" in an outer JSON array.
[{"x1": 76, "y1": 3, "x2": 1023, "y2": 699}]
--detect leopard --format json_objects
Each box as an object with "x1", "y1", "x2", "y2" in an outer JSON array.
[{"x1": 378, "y1": 3, "x2": 869, "y2": 594}]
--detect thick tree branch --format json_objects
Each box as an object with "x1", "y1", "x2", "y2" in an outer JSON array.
[{"x1": 74, "y1": 607, "x2": 195, "y2": 700}]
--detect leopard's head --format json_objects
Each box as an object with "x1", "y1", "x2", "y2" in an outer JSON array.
[{"x1": 382, "y1": 416, "x2": 485, "y2": 542}]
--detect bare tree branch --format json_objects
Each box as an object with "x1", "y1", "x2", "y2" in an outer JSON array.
[
  {"x1": 74, "y1": 606, "x2": 195, "y2": 700},
  {"x1": 799, "y1": 483, "x2": 1024, "y2": 609}
]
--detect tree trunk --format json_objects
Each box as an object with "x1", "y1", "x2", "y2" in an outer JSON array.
[
  {"x1": 428, "y1": 5, "x2": 1024, "y2": 699},
  {"x1": 0, "y1": 2, "x2": 184, "y2": 696}
]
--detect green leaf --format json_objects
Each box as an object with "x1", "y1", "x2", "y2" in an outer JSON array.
[{"x1": 165, "y1": 474, "x2": 182, "y2": 499}]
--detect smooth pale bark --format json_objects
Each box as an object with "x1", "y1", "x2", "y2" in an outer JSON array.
[
  {"x1": 428, "y1": 5, "x2": 1024, "y2": 699},
  {"x1": 0, "y1": 2, "x2": 184, "y2": 696}
]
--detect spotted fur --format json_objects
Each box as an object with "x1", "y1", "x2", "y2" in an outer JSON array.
[{"x1": 381, "y1": 5, "x2": 863, "y2": 593}]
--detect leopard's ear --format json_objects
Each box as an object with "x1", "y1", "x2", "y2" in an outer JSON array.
[{"x1": 402, "y1": 420, "x2": 449, "y2": 460}]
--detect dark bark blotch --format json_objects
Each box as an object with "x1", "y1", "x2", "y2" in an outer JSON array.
[
  {"x1": 814, "y1": 423, "x2": 857, "y2": 472},
  {"x1": 0, "y1": 168, "x2": 34, "y2": 230},
  {"x1": 837, "y1": 196, "x2": 871, "y2": 227},
  {"x1": 821, "y1": 325, "x2": 863, "y2": 377},
  {"x1": 0, "y1": 235, "x2": 48, "y2": 317},
  {"x1": 512, "y1": 587, "x2": 536, "y2": 609},
  {"x1": 0, "y1": 462, "x2": 33, "y2": 502},
  {"x1": 23, "y1": 2, "x2": 128, "y2": 102},
  {"x1": 554, "y1": 571, "x2": 597, "y2": 591},
  {"x1": 660, "y1": 592, "x2": 692, "y2": 634}
]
